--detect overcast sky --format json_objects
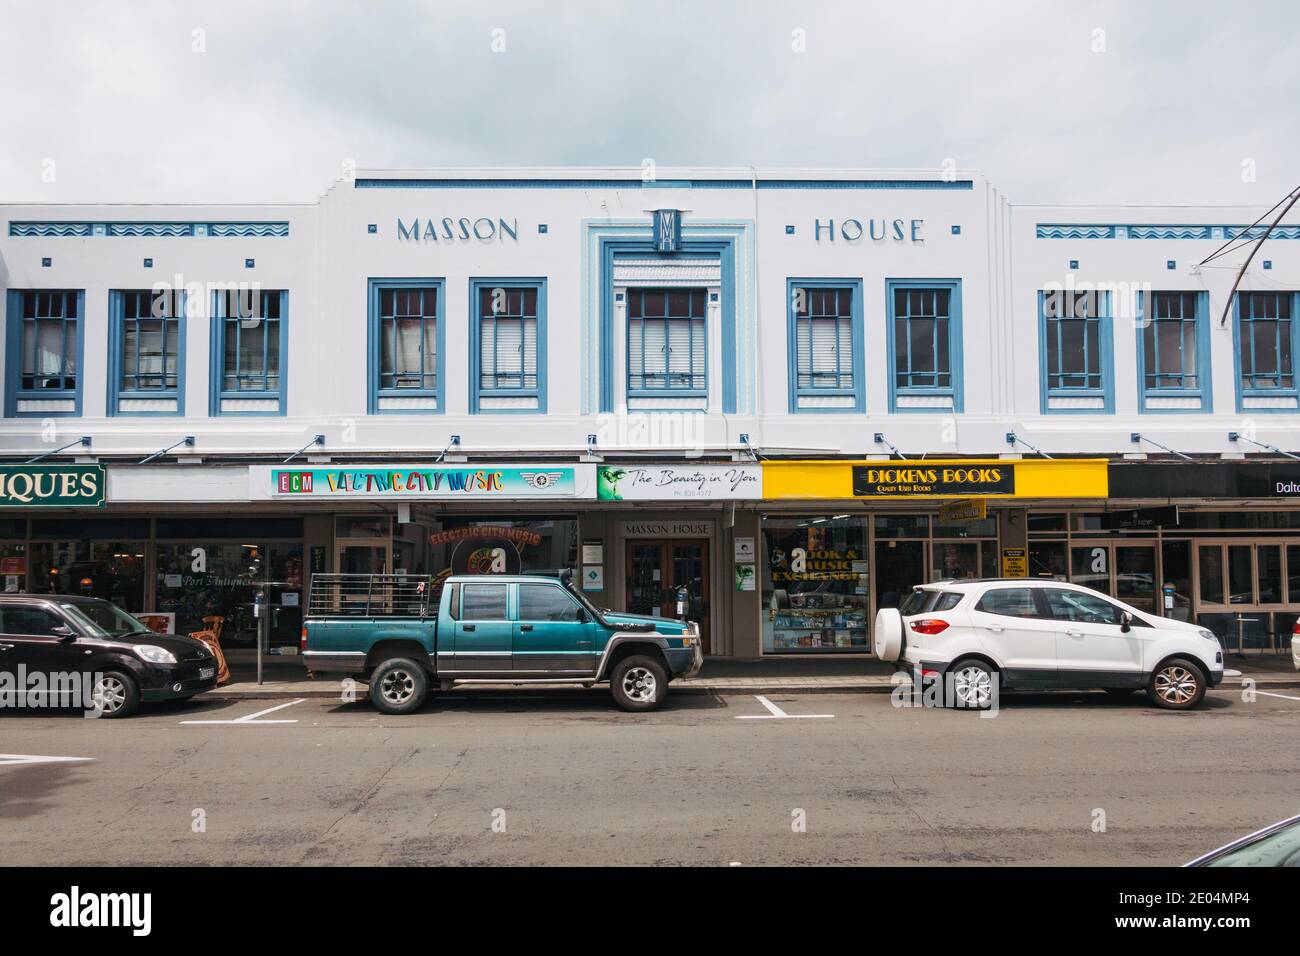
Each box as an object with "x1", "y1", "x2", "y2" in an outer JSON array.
[{"x1": 2, "y1": 0, "x2": 1296, "y2": 207}]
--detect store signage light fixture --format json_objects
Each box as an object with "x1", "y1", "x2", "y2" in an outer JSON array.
[
  {"x1": 1227, "y1": 431, "x2": 1300, "y2": 460},
  {"x1": 1130, "y1": 433, "x2": 1193, "y2": 461},
  {"x1": 139, "y1": 436, "x2": 195, "y2": 465},
  {"x1": 283, "y1": 434, "x2": 326, "y2": 464},
  {"x1": 26, "y1": 436, "x2": 91, "y2": 464},
  {"x1": 435, "y1": 435, "x2": 461, "y2": 463},
  {"x1": 1005, "y1": 431, "x2": 1054, "y2": 459},
  {"x1": 873, "y1": 432, "x2": 907, "y2": 460}
]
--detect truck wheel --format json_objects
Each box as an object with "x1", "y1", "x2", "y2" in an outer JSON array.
[
  {"x1": 369, "y1": 658, "x2": 429, "y2": 715},
  {"x1": 610, "y1": 655, "x2": 667, "y2": 712},
  {"x1": 90, "y1": 670, "x2": 140, "y2": 719},
  {"x1": 872, "y1": 608, "x2": 904, "y2": 662},
  {"x1": 1148, "y1": 658, "x2": 1206, "y2": 710}
]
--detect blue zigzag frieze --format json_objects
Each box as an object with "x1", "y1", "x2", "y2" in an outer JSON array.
[
  {"x1": 8, "y1": 221, "x2": 290, "y2": 238},
  {"x1": 1038, "y1": 223, "x2": 1300, "y2": 240}
]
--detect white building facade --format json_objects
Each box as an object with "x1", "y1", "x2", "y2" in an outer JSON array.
[{"x1": 1, "y1": 168, "x2": 1297, "y2": 658}]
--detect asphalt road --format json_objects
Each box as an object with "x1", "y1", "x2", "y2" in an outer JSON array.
[{"x1": 1, "y1": 686, "x2": 1297, "y2": 866}]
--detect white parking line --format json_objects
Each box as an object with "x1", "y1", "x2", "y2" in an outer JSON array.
[
  {"x1": 181, "y1": 699, "x2": 306, "y2": 725},
  {"x1": 734, "y1": 694, "x2": 834, "y2": 720},
  {"x1": 0, "y1": 754, "x2": 94, "y2": 768},
  {"x1": 1255, "y1": 690, "x2": 1300, "y2": 702}
]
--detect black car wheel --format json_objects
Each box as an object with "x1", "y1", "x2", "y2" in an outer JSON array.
[
  {"x1": 610, "y1": 655, "x2": 667, "y2": 712},
  {"x1": 91, "y1": 670, "x2": 140, "y2": 719},
  {"x1": 369, "y1": 658, "x2": 429, "y2": 715}
]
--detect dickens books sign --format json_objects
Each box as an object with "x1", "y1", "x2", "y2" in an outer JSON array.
[
  {"x1": 0, "y1": 465, "x2": 105, "y2": 507},
  {"x1": 852, "y1": 465, "x2": 1014, "y2": 497}
]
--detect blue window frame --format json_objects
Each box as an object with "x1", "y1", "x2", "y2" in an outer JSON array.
[
  {"x1": 4, "y1": 289, "x2": 84, "y2": 417},
  {"x1": 1038, "y1": 288, "x2": 1114, "y2": 413},
  {"x1": 108, "y1": 289, "x2": 186, "y2": 416},
  {"x1": 367, "y1": 279, "x2": 445, "y2": 414},
  {"x1": 1137, "y1": 290, "x2": 1211, "y2": 412},
  {"x1": 786, "y1": 278, "x2": 864, "y2": 412},
  {"x1": 626, "y1": 288, "x2": 707, "y2": 396},
  {"x1": 469, "y1": 278, "x2": 547, "y2": 413},
  {"x1": 1233, "y1": 291, "x2": 1298, "y2": 410},
  {"x1": 210, "y1": 289, "x2": 287, "y2": 415},
  {"x1": 886, "y1": 278, "x2": 963, "y2": 412}
]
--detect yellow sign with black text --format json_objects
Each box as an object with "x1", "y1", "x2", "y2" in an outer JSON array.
[
  {"x1": 1001, "y1": 548, "x2": 1028, "y2": 577},
  {"x1": 762, "y1": 459, "x2": 1108, "y2": 500},
  {"x1": 938, "y1": 499, "x2": 988, "y2": 523}
]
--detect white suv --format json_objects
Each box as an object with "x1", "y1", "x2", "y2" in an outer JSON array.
[{"x1": 873, "y1": 578, "x2": 1225, "y2": 710}]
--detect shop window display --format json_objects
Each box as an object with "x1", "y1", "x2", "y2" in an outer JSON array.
[
  {"x1": 28, "y1": 539, "x2": 146, "y2": 612},
  {"x1": 420, "y1": 516, "x2": 578, "y2": 587},
  {"x1": 762, "y1": 516, "x2": 869, "y2": 653},
  {"x1": 153, "y1": 542, "x2": 302, "y2": 646}
]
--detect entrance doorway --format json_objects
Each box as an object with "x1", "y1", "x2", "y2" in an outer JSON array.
[
  {"x1": 625, "y1": 538, "x2": 711, "y2": 653},
  {"x1": 1067, "y1": 540, "x2": 1159, "y2": 614}
]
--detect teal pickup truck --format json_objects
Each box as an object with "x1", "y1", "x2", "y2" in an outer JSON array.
[{"x1": 301, "y1": 570, "x2": 703, "y2": 714}]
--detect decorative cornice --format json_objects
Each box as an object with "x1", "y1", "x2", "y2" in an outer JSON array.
[{"x1": 8, "y1": 221, "x2": 290, "y2": 238}]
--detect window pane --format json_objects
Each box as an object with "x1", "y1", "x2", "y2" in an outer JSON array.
[
  {"x1": 518, "y1": 585, "x2": 582, "y2": 622},
  {"x1": 1043, "y1": 588, "x2": 1122, "y2": 625},
  {"x1": 975, "y1": 588, "x2": 1038, "y2": 618},
  {"x1": 1227, "y1": 545, "x2": 1252, "y2": 603},
  {"x1": 1198, "y1": 546, "x2": 1224, "y2": 604},
  {"x1": 1257, "y1": 545, "x2": 1282, "y2": 604},
  {"x1": 1288, "y1": 545, "x2": 1300, "y2": 604},
  {"x1": 461, "y1": 584, "x2": 507, "y2": 620}
]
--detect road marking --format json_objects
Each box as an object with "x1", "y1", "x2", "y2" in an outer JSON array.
[
  {"x1": 734, "y1": 694, "x2": 834, "y2": 720},
  {"x1": 181, "y1": 699, "x2": 306, "y2": 725},
  {"x1": 1255, "y1": 690, "x2": 1300, "y2": 702},
  {"x1": 0, "y1": 754, "x2": 94, "y2": 768}
]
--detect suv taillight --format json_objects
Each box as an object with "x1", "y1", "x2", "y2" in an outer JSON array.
[
  {"x1": 1293, "y1": 621, "x2": 1300, "y2": 637},
  {"x1": 909, "y1": 618, "x2": 950, "y2": 635},
  {"x1": 300, "y1": 627, "x2": 308, "y2": 652}
]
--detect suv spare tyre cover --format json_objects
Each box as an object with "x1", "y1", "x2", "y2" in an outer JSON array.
[{"x1": 873, "y1": 608, "x2": 904, "y2": 661}]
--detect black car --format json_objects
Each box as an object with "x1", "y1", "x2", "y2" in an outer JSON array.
[{"x1": 0, "y1": 594, "x2": 217, "y2": 718}]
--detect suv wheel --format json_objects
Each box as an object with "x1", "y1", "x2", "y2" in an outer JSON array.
[
  {"x1": 369, "y1": 658, "x2": 429, "y2": 715},
  {"x1": 91, "y1": 670, "x2": 140, "y2": 719},
  {"x1": 610, "y1": 655, "x2": 667, "y2": 712},
  {"x1": 949, "y1": 659, "x2": 997, "y2": 710},
  {"x1": 1148, "y1": 658, "x2": 1206, "y2": 710}
]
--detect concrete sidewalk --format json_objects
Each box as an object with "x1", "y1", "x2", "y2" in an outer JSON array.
[{"x1": 208, "y1": 653, "x2": 1300, "y2": 699}]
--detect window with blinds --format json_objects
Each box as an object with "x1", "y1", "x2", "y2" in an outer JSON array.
[
  {"x1": 116, "y1": 289, "x2": 182, "y2": 394},
  {"x1": 627, "y1": 288, "x2": 707, "y2": 394},
  {"x1": 478, "y1": 285, "x2": 539, "y2": 393},
  {"x1": 377, "y1": 286, "x2": 438, "y2": 392},
  {"x1": 1141, "y1": 291, "x2": 1203, "y2": 393},
  {"x1": 13, "y1": 290, "x2": 79, "y2": 394},
  {"x1": 793, "y1": 286, "x2": 854, "y2": 392}
]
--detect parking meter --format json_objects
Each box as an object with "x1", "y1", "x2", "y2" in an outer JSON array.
[
  {"x1": 1161, "y1": 581, "x2": 1176, "y2": 612},
  {"x1": 675, "y1": 585, "x2": 688, "y2": 620}
]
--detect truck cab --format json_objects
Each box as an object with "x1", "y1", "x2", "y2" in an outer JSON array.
[{"x1": 301, "y1": 570, "x2": 702, "y2": 713}]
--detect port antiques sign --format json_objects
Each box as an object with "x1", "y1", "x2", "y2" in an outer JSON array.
[{"x1": 0, "y1": 464, "x2": 105, "y2": 508}]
